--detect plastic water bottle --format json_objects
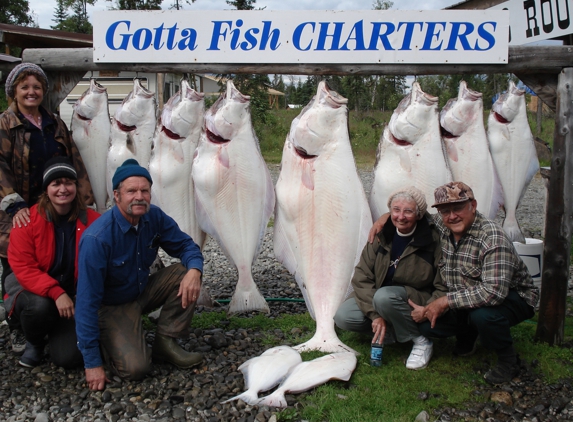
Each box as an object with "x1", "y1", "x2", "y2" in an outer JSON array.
[{"x1": 370, "y1": 343, "x2": 383, "y2": 366}]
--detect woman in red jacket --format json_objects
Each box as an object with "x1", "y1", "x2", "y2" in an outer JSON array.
[{"x1": 5, "y1": 157, "x2": 99, "y2": 368}]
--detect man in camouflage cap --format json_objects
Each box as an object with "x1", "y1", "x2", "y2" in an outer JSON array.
[{"x1": 410, "y1": 181, "x2": 539, "y2": 385}]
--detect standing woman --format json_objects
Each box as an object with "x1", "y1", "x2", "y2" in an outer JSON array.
[
  {"x1": 0, "y1": 63, "x2": 93, "y2": 352},
  {"x1": 4, "y1": 158, "x2": 99, "y2": 368}
]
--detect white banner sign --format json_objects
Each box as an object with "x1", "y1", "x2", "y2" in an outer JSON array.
[
  {"x1": 490, "y1": 0, "x2": 572, "y2": 45},
  {"x1": 93, "y1": 10, "x2": 508, "y2": 64}
]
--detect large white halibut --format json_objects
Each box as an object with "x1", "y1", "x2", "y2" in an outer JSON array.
[
  {"x1": 106, "y1": 79, "x2": 156, "y2": 200},
  {"x1": 440, "y1": 81, "x2": 503, "y2": 219},
  {"x1": 369, "y1": 82, "x2": 452, "y2": 219},
  {"x1": 222, "y1": 345, "x2": 302, "y2": 405},
  {"x1": 257, "y1": 352, "x2": 357, "y2": 408},
  {"x1": 274, "y1": 82, "x2": 371, "y2": 354},
  {"x1": 71, "y1": 79, "x2": 111, "y2": 213},
  {"x1": 193, "y1": 81, "x2": 274, "y2": 315},
  {"x1": 149, "y1": 80, "x2": 206, "y2": 248},
  {"x1": 488, "y1": 81, "x2": 539, "y2": 243}
]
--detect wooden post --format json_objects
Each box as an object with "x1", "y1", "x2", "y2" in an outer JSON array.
[
  {"x1": 535, "y1": 68, "x2": 573, "y2": 345},
  {"x1": 536, "y1": 97, "x2": 543, "y2": 135}
]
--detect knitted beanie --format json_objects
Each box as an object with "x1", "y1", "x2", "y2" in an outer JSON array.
[
  {"x1": 112, "y1": 159, "x2": 153, "y2": 190},
  {"x1": 5, "y1": 63, "x2": 49, "y2": 99},
  {"x1": 43, "y1": 157, "x2": 77, "y2": 190},
  {"x1": 387, "y1": 186, "x2": 428, "y2": 217}
]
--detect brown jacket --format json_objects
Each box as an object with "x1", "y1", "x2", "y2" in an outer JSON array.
[
  {"x1": 0, "y1": 103, "x2": 93, "y2": 257},
  {"x1": 350, "y1": 213, "x2": 447, "y2": 321}
]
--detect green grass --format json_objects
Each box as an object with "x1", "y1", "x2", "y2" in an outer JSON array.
[
  {"x1": 257, "y1": 109, "x2": 556, "y2": 168},
  {"x1": 183, "y1": 307, "x2": 573, "y2": 422}
]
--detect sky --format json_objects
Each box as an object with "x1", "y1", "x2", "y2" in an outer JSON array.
[{"x1": 29, "y1": 0, "x2": 461, "y2": 30}]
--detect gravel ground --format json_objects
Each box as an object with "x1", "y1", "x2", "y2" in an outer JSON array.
[{"x1": 1, "y1": 167, "x2": 572, "y2": 422}]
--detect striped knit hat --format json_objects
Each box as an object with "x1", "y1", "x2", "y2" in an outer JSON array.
[
  {"x1": 42, "y1": 157, "x2": 77, "y2": 190},
  {"x1": 387, "y1": 186, "x2": 428, "y2": 217},
  {"x1": 5, "y1": 63, "x2": 49, "y2": 99}
]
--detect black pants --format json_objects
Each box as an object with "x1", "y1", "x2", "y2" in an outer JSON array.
[
  {"x1": 1, "y1": 257, "x2": 12, "y2": 297},
  {"x1": 419, "y1": 290, "x2": 535, "y2": 352},
  {"x1": 14, "y1": 290, "x2": 83, "y2": 369}
]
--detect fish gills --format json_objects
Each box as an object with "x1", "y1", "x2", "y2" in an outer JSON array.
[
  {"x1": 488, "y1": 81, "x2": 539, "y2": 243},
  {"x1": 369, "y1": 82, "x2": 452, "y2": 220},
  {"x1": 107, "y1": 79, "x2": 156, "y2": 201},
  {"x1": 257, "y1": 352, "x2": 357, "y2": 408},
  {"x1": 71, "y1": 79, "x2": 111, "y2": 213},
  {"x1": 274, "y1": 81, "x2": 371, "y2": 354},
  {"x1": 193, "y1": 80, "x2": 274, "y2": 315},
  {"x1": 221, "y1": 345, "x2": 301, "y2": 405},
  {"x1": 440, "y1": 81, "x2": 503, "y2": 219}
]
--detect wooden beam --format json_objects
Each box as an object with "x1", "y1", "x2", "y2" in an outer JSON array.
[
  {"x1": 10, "y1": 45, "x2": 573, "y2": 76},
  {"x1": 535, "y1": 67, "x2": 573, "y2": 346}
]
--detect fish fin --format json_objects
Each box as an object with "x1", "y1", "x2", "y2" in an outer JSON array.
[
  {"x1": 301, "y1": 163, "x2": 314, "y2": 190},
  {"x1": 196, "y1": 285, "x2": 214, "y2": 308},
  {"x1": 445, "y1": 139, "x2": 458, "y2": 162},
  {"x1": 228, "y1": 272, "x2": 269, "y2": 315},
  {"x1": 221, "y1": 390, "x2": 260, "y2": 405},
  {"x1": 253, "y1": 168, "x2": 276, "y2": 265},
  {"x1": 218, "y1": 146, "x2": 230, "y2": 168},
  {"x1": 256, "y1": 392, "x2": 287, "y2": 408},
  {"x1": 503, "y1": 215, "x2": 525, "y2": 243},
  {"x1": 294, "y1": 334, "x2": 357, "y2": 355},
  {"x1": 296, "y1": 274, "x2": 315, "y2": 320}
]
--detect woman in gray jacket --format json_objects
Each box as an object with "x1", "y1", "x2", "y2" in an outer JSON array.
[{"x1": 334, "y1": 186, "x2": 447, "y2": 370}]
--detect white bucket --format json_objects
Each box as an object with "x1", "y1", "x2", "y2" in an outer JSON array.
[{"x1": 513, "y1": 238, "x2": 543, "y2": 290}]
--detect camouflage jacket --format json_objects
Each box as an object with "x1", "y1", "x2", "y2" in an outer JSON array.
[{"x1": 0, "y1": 103, "x2": 94, "y2": 258}]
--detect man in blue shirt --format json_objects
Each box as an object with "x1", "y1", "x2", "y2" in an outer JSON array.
[{"x1": 76, "y1": 159, "x2": 204, "y2": 391}]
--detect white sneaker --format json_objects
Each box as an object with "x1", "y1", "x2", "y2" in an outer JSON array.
[{"x1": 406, "y1": 336, "x2": 433, "y2": 370}]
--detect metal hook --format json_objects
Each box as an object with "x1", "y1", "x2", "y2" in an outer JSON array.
[
  {"x1": 90, "y1": 71, "x2": 94, "y2": 80},
  {"x1": 134, "y1": 71, "x2": 140, "y2": 81}
]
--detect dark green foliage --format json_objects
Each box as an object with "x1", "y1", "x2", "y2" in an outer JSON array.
[
  {"x1": 51, "y1": 0, "x2": 69, "y2": 30},
  {"x1": 0, "y1": 0, "x2": 34, "y2": 26},
  {"x1": 226, "y1": 0, "x2": 256, "y2": 10},
  {"x1": 113, "y1": 0, "x2": 162, "y2": 9}
]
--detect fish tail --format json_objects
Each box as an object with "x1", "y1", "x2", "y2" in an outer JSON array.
[
  {"x1": 503, "y1": 215, "x2": 526, "y2": 243},
  {"x1": 228, "y1": 274, "x2": 270, "y2": 315},
  {"x1": 221, "y1": 390, "x2": 259, "y2": 405},
  {"x1": 293, "y1": 335, "x2": 358, "y2": 355},
  {"x1": 256, "y1": 392, "x2": 287, "y2": 408}
]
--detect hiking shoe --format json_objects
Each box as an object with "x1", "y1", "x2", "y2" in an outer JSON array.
[
  {"x1": 406, "y1": 336, "x2": 433, "y2": 370},
  {"x1": 19, "y1": 342, "x2": 44, "y2": 368},
  {"x1": 10, "y1": 329, "x2": 26, "y2": 355},
  {"x1": 453, "y1": 333, "x2": 479, "y2": 357},
  {"x1": 484, "y1": 362, "x2": 520, "y2": 385}
]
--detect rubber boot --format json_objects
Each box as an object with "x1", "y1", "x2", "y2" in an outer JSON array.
[{"x1": 152, "y1": 334, "x2": 203, "y2": 369}]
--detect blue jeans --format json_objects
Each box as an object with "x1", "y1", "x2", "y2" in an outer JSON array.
[{"x1": 419, "y1": 290, "x2": 534, "y2": 351}]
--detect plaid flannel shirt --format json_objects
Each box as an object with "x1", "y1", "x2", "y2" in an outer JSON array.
[{"x1": 433, "y1": 212, "x2": 539, "y2": 309}]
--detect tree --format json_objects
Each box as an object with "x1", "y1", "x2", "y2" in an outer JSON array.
[
  {"x1": 226, "y1": 0, "x2": 255, "y2": 9},
  {"x1": 169, "y1": 0, "x2": 195, "y2": 10},
  {"x1": 107, "y1": 0, "x2": 161, "y2": 9},
  {"x1": 0, "y1": 0, "x2": 34, "y2": 26},
  {"x1": 372, "y1": 0, "x2": 393, "y2": 10},
  {"x1": 60, "y1": 0, "x2": 94, "y2": 33},
  {"x1": 51, "y1": 0, "x2": 69, "y2": 30}
]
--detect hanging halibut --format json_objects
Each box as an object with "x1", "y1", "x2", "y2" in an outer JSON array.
[
  {"x1": 222, "y1": 345, "x2": 302, "y2": 405},
  {"x1": 488, "y1": 81, "x2": 539, "y2": 243},
  {"x1": 106, "y1": 79, "x2": 156, "y2": 200},
  {"x1": 274, "y1": 81, "x2": 371, "y2": 354},
  {"x1": 149, "y1": 80, "x2": 206, "y2": 248},
  {"x1": 369, "y1": 82, "x2": 452, "y2": 219},
  {"x1": 71, "y1": 79, "x2": 111, "y2": 214},
  {"x1": 257, "y1": 352, "x2": 357, "y2": 408},
  {"x1": 192, "y1": 80, "x2": 274, "y2": 315},
  {"x1": 440, "y1": 81, "x2": 503, "y2": 219}
]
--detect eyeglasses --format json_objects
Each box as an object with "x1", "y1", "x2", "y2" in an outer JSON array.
[
  {"x1": 391, "y1": 207, "x2": 416, "y2": 218},
  {"x1": 437, "y1": 202, "x2": 469, "y2": 217}
]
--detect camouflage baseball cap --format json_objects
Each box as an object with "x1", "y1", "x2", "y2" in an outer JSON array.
[{"x1": 431, "y1": 182, "x2": 475, "y2": 208}]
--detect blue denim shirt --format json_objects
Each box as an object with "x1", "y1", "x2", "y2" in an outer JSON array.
[{"x1": 75, "y1": 204, "x2": 203, "y2": 369}]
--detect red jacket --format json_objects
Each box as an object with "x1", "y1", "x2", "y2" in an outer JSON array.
[{"x1": 7, "y1": 204, "x2": 100, "y2": 302}]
